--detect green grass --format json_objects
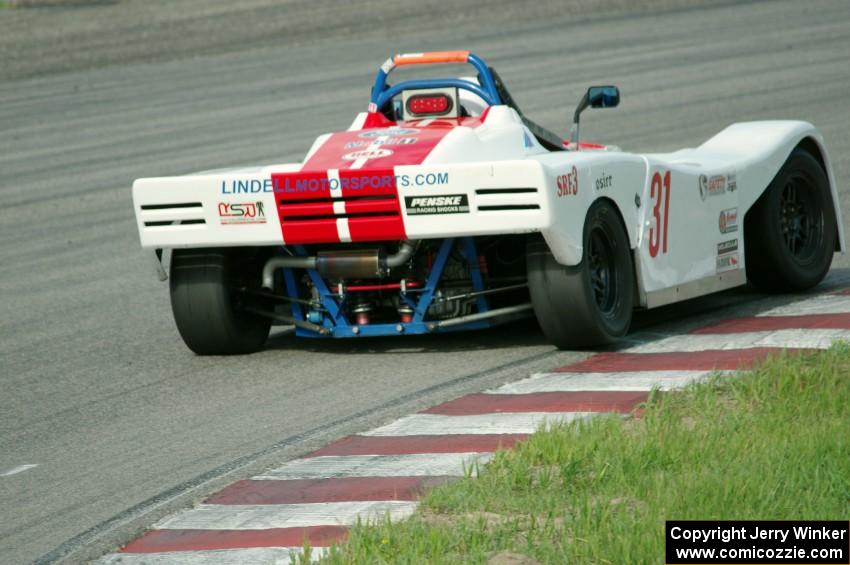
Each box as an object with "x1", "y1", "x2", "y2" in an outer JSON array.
[{"x1": 306, "y1": 344, "x2": 850, "y2": 564}]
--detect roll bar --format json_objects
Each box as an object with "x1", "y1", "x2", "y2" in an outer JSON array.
[{"x1": 370, "y1": 51, "x2": 502, "y2": 110}]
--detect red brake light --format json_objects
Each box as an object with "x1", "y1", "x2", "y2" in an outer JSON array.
[{"x1": 406, "y1": 94, "x2": 452, "y2": 116}]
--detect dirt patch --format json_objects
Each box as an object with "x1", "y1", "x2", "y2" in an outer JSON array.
[
  {"x1": 421, "y1": 508, "x2": 570, "y2": 537},
  {"x1": 488, "y1": 551, "x2": 541, "y2": 565},
  {"x1": 421, "y1": 509, "x2": 517, "y2": 530},
  {"x1": 608, "y1": 496, "x2": 649, "y2": 514}
]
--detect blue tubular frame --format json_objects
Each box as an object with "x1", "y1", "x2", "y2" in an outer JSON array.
[
  {"x1": 283, "y1": 238, "x2": 491, "y2": 338},
  {"x1": 376, "y1": 79, "x2": 497, "y2": 111},
  {"x1": 370, "y1": 52, "x2": 502, "y2": 111}
]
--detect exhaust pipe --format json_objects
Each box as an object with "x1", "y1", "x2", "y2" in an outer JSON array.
[
  {"x1": 383, "y1": 240, "x2": 418, "y2": 269},
  {"x1": 262, "y1": 240, "x2": 418, "y2": 289}
]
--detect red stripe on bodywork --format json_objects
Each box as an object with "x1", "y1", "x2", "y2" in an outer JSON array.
[
  {"x1": 301, "y1": 116, "x2": 483, "y2": 176},
  {"x1": 270, "y1": 169, "x2": 404, "y2": 244},
  {"x1": 277, "y1": 218, "x2": 339, "y2": 244},
  {"x1": 556, "y1": 348, "x2": 807, "y2": 372},
  {"x1": 300, "y1": 122, "x2": 455, "y2": 172},
  {"x1": 206, "y1": 476, "x2": 450, "y2": 505},
  {"x1": 344, "y1": 198, "x2": 400, "y2": 215},
  {"x1": 270, "y1": 116, "x2": 483, "y2": 244},
  {"x1": 272, "y1": 170, "x2": 338, "y2": 244},
  {"x1": 121, "y1": 526, "x2": 348, "y2": 553},
  {"x1": 692, "y1": 313, "x2": 850, "y2": 334},
  {"x1": 278, "y1": 201, "x2": 336, "y2": 218},
  {"x1": 340, "y1": 168, "x2": 405, "y2": 241},
  {"x1": 422, "y1": 391, "x2": 648, "y2": 416},
  {"x1": 308, "y1": 434, "x2": 527, "y2": 457}
]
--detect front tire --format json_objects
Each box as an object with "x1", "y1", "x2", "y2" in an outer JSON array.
[
  {"x1": 745, "y1": 148, "x2": 836, "y2": 291},
  {"x1": 527, "y1": 200, "x2": 634, "y2": 349},
  {"x1": 170, "y1": 248, "x2": 271, "y2": 355}
]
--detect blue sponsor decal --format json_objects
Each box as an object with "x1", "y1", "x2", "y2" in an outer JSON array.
[
  {"x1": 220, "y1": 172, "x2": 449, "y2": 194},
  {"x1": 346, "y1": 137, "x2": 417, "y2": 149},
  {"x1": 358, "y1": 127, "x2": 419, "y2": 138},
  {"x1": 399, "y1": 172, "x2": 450, "y2": 188}
]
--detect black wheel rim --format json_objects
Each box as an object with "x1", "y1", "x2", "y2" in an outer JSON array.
[
  {"x1": 587, "y1": 227, "x2": 617, "y2": 314},
  {"x1": 780, "y1": 174, "x2": 822, "y2": 264}
]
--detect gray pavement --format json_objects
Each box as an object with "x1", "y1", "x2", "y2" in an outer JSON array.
[
  {"x1": 1, "y1": 0, "x2": 849, "y2": 563},
  {"x1": 0, "y1": 0, "x2": 730, "y2": 82}
]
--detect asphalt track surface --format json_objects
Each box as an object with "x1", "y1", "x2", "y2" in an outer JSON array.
[{"x1": 1, "y1": 1, "x2": 849, "y2": 563}]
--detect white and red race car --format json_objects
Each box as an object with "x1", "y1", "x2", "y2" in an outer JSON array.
[{"x1": 133, "y1": 51, "x2": 844, "y2": 355}]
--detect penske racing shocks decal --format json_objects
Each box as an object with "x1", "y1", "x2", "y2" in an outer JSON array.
[{"x1": 404, "y1": 195, "x2": 470, "y2": 216}]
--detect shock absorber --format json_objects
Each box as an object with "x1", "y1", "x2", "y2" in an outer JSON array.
[
  {"x1": 351, "y1": 301, "x2": 373, "y2": 325},
  {"x1": 397, "y1": 305, "x2": 414, "y2": 323}
]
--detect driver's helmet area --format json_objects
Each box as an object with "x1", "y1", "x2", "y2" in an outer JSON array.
[{"x1": 381, "y1": 77, "x2": 489, "y2": 122}]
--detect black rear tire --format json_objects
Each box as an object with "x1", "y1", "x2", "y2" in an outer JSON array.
[
  {"x1": 745, "y1": 148, "x2": 836, "y2": 291},
  {"x1": 527, "y1": 200, "x2": 634, "y2": 349},
  {"x1": 170, "y1": 248, "x2": 271, "y2": 355}
]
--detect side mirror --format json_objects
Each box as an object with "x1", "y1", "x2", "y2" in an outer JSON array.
[
  {"x1": 587, "y1": 86, "x2": 620, "y2": 108},
  {"x1": 570, "y1": 85, "x2": 620, "y2": 148}
]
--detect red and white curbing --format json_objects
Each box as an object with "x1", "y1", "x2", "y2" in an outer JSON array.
[{"x1": 96, "y1": 290, "x2": 850, "y2": 564}]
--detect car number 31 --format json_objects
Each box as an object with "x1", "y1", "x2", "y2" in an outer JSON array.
[{"x1": 648, "y1": 170, "x2": 671, "y2": 258}]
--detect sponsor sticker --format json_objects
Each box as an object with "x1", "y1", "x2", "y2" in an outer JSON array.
[
  {"x1": 717, "y1": 252, "x2": 740, "y2": 273},
  {"x1": 359, "y1": 128, "x2": 419, "y2": 138},
  {"x1": 595, "y1": 172, "x2": 612, "y2": 191},
  {"x1": 699, "y1": 174, "x2": 727, "y2": 200},
  {"x1": 404, "y1": 194, "x2": 469, "y2": 215},
  {"x1": 342, "y1": 148, "x2": 394, "y2": 161},
  {"x1": 727, "y1": 172, "x2": 737, "y2": 192},
  {"x1": 218, "y1": 201, "x2": 266, "y2": 225},
  {"x1": 345, "y1": 137, "x2": 416, "y2": 149},
  {"x1": 222, "y1": 172, "x2": 450, "y2": 194},
  {"x1": 719, "y1": 207, "x2": 738, "y2": 234},
  {"x1": 556, "y1": 166, "x2": 579, "y2": 197},
  {"x1": 717, "y1": 238, "x2": 739, "y2": 254}
]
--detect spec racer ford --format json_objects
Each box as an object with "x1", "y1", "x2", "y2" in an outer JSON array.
[{"x1": 132, "y1": 51, "x2": 844, "y2": 355}]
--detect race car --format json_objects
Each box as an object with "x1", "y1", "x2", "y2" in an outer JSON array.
[{"x1": 132, "y1": 51, "x2": 844, "y2": 355}]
